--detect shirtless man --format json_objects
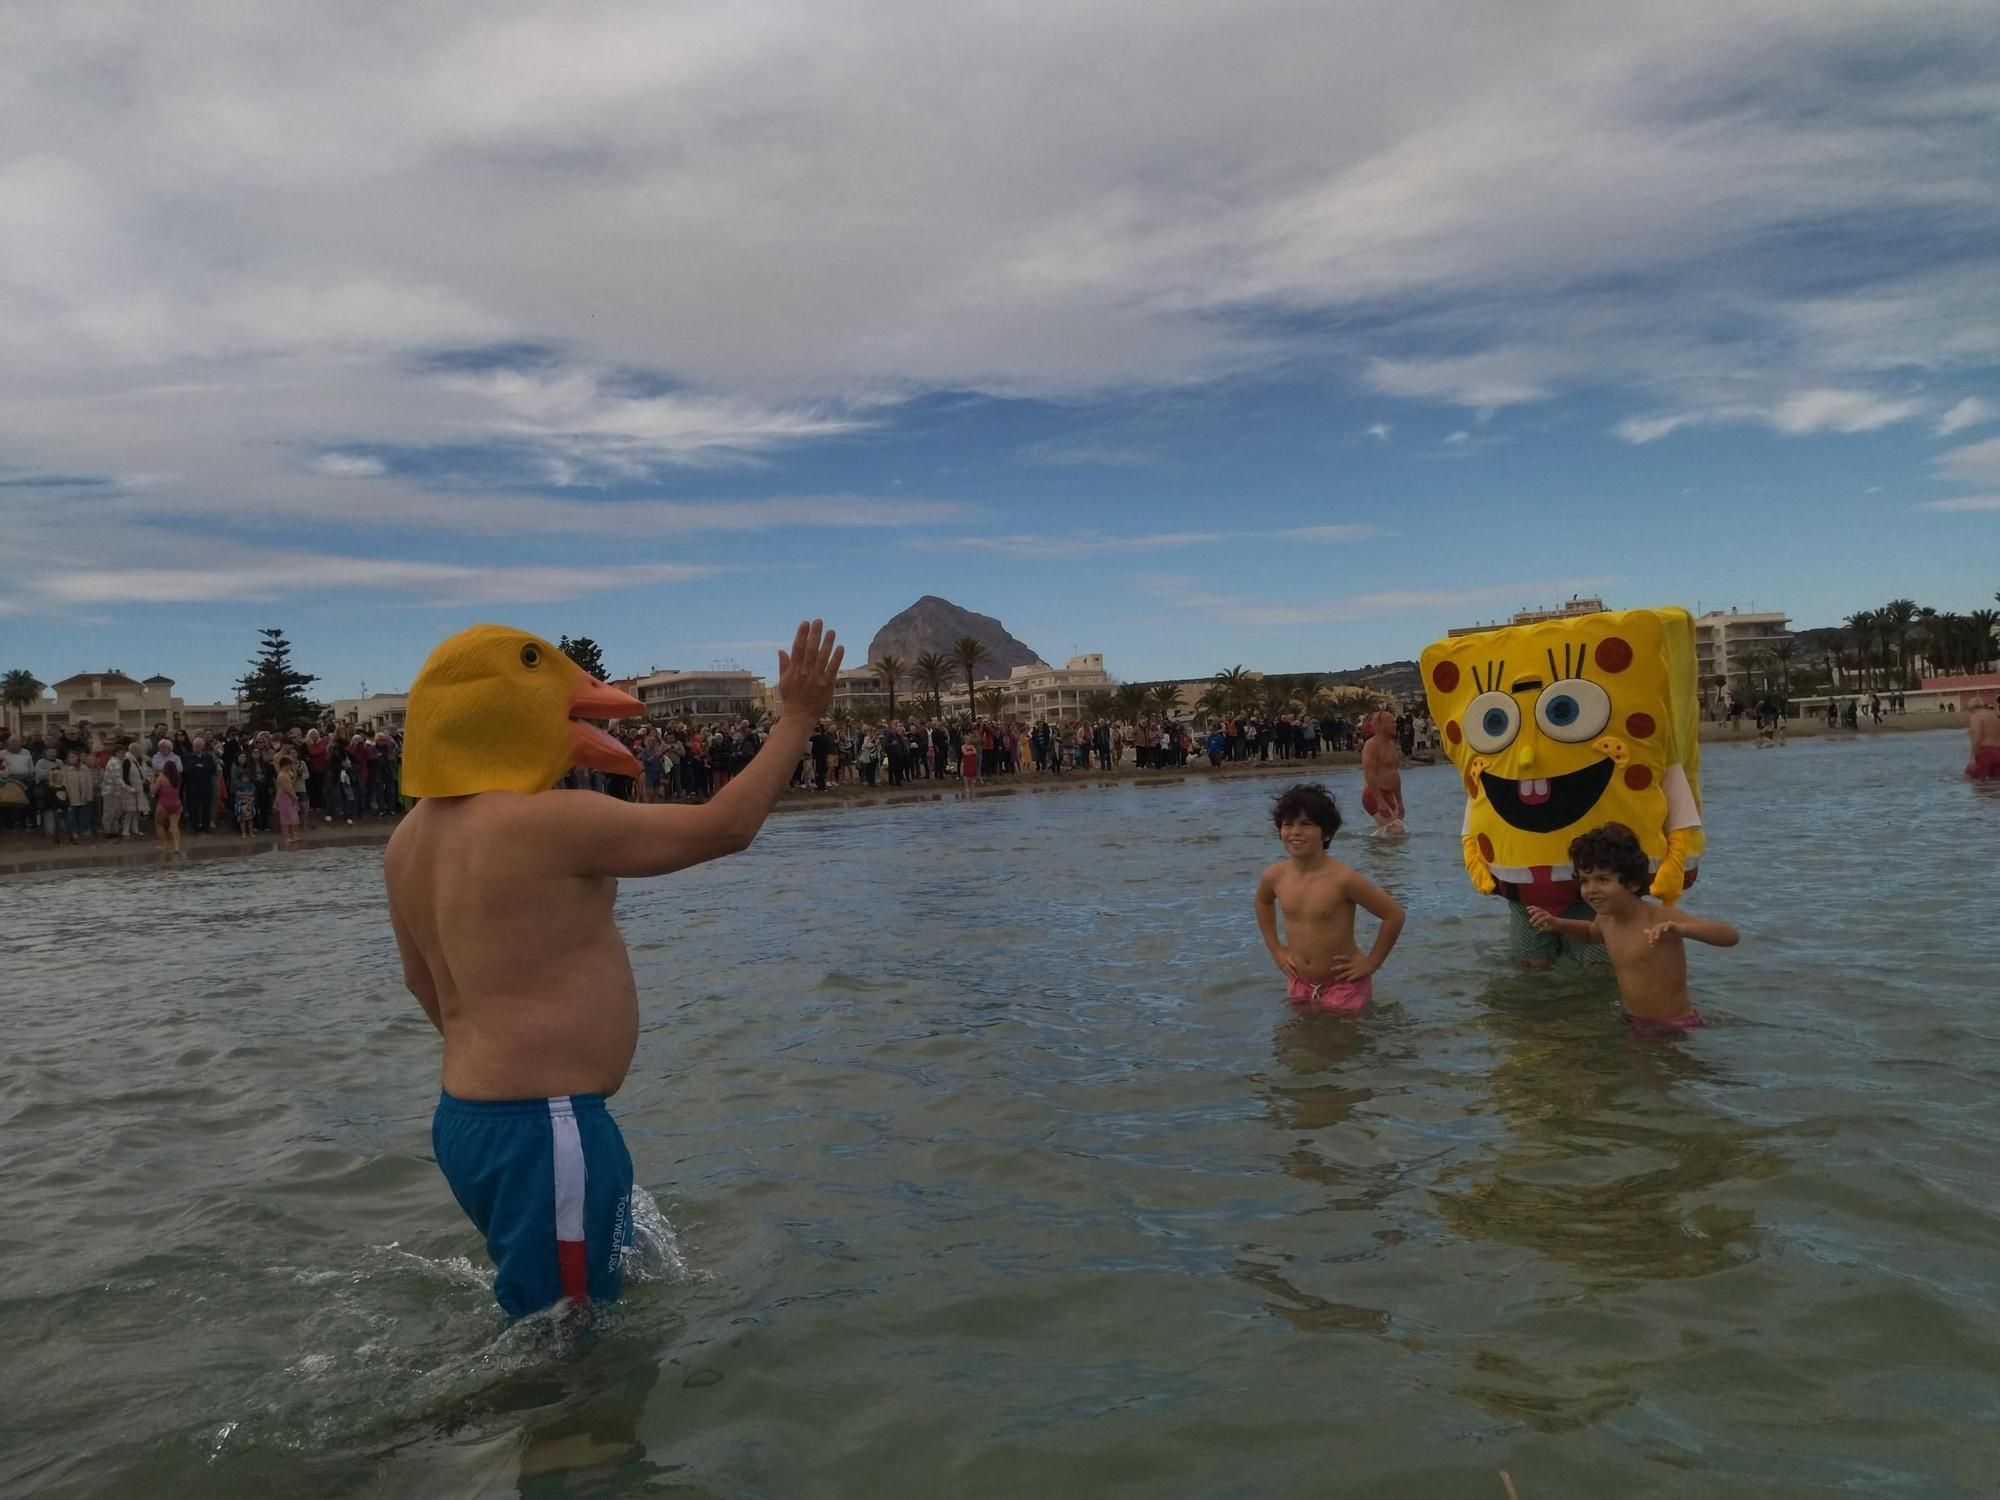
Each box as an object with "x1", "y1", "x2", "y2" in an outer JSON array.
[
  {"x1": 1967, "y1": 698, "x2": 2000, "y2": 781},
  {"x1": 386, "y1": 620, "x2": 843, "y2": 1317},
  {"x1": 1255, "y1": 783, "x2": 1405, "y2": 1014},
  {"x1": 1359, "y1": 709, "x2": 1407, "y2": 834},
  {"x1": 1528, "y1": 822, "x2": 1738, "y2": 1033}
]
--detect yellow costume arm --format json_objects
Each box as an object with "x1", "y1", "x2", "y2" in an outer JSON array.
[
  {"x1": 1650, "y1": 827, "x2": 1691, "y2": 902},
  {"x1": 1462, "y1": 834, "x2": 1498, "y2": 895}
]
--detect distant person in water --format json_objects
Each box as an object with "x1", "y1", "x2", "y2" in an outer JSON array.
[
  {"x1": 1359, "y1": 711, "x2": 1407, "y2": 835},
  {"x1": 1968, "y1": 698, "x2": 2000, "y2": 781},
  {"x1": 1528, "y1": 823, "x2": 1738, "y2": 1033},
  {"x1": 387, "y1": 619, "x2": 843, "y2": 1319},
  {"x1": 1255, "y1": 783, "x2": 1405, "y2": 1015}
]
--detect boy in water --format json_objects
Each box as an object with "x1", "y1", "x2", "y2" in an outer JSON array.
[
  {"x1": 1359, "y1": 711, "x2": 1407, "y2": 835},
  {"x1": 1255, "y1": 783, "x2": 1405, "y2": 1013},
  {"x1": 386, "y1": 620, "x2": 842, "y2": 1318},
  {"x1": 1528, "y1": 823, "x2": 1739, "y2": 1032}
]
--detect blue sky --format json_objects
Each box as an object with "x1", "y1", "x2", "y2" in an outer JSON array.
[{"x1": 3, "y1": 1, "x2": 1998, "y2": 702}]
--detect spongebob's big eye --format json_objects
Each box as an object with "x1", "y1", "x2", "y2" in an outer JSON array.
[
  {"x1": 1534, "y1": 679, "x2": 1610, "y2": 743},
  {"x1": 520, "y1": 644, "x2": 542, "y2": 668},
  {"x1": 1463, "y1": 691, "x2": 1520, "y2": 754}
]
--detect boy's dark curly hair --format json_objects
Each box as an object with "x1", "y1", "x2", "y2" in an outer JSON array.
[
  {"x1": 1272, "y1": 783, "x2": 1341, "y2": 847},
  {"x1": 1568, "y1": 822, "x2": 1650, "y2": 894}
]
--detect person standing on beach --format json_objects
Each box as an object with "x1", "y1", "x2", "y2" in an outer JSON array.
[
  {"x1": 1968, "y1": 699, "x2": 2000, "y2": 781},
  {"x1": 1360, "y1": 710, "x2": 1407, "y2": 835},
  {"x1": 387, "y1": 619, "x2": 841, "y2": 1318}
]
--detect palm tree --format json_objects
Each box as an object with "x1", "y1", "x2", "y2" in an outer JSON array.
[
  {"x1": 1147, "y1": 682, "x2": 1183, "y2": 723},
  {"x1": 951, "y1": 636, "x2": 991, "y2": 715},
  {"x1": 3, "y1": 669, "x2": 44, "y2": 735},
  {"x1": 1111, "y1": 683, "x2": 1150, "y2": 723},
  {"x1": 1212, "y1": 664, "x2": 1253, "y2": 716},
  {"x1": 1081, "y1": 690, "x2": 1115, "y2": 719},
  {"x1": 870, "y1": 655, "x2": 906, "y2": 721},
  {"x1": 1195, "y1": 687, "x2": 1230, "y2": 725},
  {"x1": 911, "y1": 652, "x2": 952, "y2": 718},
  {"x1": 1844, "y1": 610, "x2": 1879, "y2": 689},
  {"x1": 1879, "y1": 599, "x2": 1918, "y2": 688},
  {"x1": 1770, "y1": 639, "x2": 1796, "y2": 699},
  {"x1": 976, "y1": 685, "x2": 1007, "y2": 720},
  {"x1": 1968, "y1": 609, "x2": 2000, "y2": 673}
]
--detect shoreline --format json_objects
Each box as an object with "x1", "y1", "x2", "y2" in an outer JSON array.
[{"x1": 1, "y1": 715, "x2": 1969, "y2": 878}]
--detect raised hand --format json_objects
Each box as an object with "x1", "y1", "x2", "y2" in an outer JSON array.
[{"x1": 777, "y1": 620, "x2": 844, "y2": 722}]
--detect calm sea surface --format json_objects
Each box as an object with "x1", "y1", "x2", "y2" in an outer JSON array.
[{"x1": 4, "y1": 731, "x2": 1997, "y2": 1498}]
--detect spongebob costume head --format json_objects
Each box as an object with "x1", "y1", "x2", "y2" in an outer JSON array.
[
  {"x1": 1420, "y1": 607, "x2": 1706, "y2": 910},
  {"x1": 402, "y1": 624, "x2": 644, "y2": 798}
]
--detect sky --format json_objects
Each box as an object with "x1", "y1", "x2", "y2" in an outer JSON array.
[{"x1": 3, "y1": 0, "x2": 1998, "y2": 703}]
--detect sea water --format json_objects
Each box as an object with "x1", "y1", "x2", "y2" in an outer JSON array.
[{"x1": 3, "y1": 730, "x2": 1996, "y2": 1497}]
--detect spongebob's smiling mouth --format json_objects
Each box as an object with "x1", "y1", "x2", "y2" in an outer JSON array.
[{"x1": 1479, "y1": 758, "x2": 1616, "y2": 833}]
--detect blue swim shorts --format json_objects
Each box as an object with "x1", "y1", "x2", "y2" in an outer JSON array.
[{"x1": 432, "y1": 1091, "x2": 634, "y2": 1317}]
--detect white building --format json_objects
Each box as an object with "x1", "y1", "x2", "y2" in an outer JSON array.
[
  {"x1": 10, "y1": 671, "x2": 243, "y2": 740},
  {"x1": 1449, "y1": 595, "x2": 1608, "y2": 638},
  {"x1": 330, "y1": 692, "x2": 410, "y2": 730},
  {"x1": 633, "y1": 667, "x2": 768, "y2": 724},
  {"x1": 937, "y1": 654, "x2": 1115, "y2": 723},
  {"x1": 1694, "y1": 608, "x2": 1792, "y2": 693}
]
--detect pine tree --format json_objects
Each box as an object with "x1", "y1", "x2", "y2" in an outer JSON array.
[
  {"x1": 558, "y1": 635, "x2": 609, "y2": 681},
  {"x1": 237, "y1": 628, "x2": 324, "y2": 729}
]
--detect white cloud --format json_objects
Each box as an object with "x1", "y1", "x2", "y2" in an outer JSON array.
[
  {"x1": 1919, "y1": 495, "x2": 2000, "y2": 513},
  {"x1": 1365, "y1": 422, "x2": 1391, "y2": 441},
  {"x1": 1275, "y1": 524, "x2": 1379, "y2": 542},
  {"x1": 1937, "y1": 438, "x2": 2000, "y2": 483},
  {"x1": 1443, "y1": 430, "x2": 1469, "y2": 446},
  {"x1": 1936, "y1": 397, "x2": 1995, "y2": 437},
  {"x1": 1613, "y1": 413, "x2": 1697, "y2": 444},
  {"x1": 1366, "y1": 355, "x2": 1549, "y2": 412},
  {"x1": 908, "y1": 531, "x2": 1226, "y2": 559},
  {"x1": 1140, "y1": 572, "x2": 1622, "y2": 628},
  {"x1": 34, "y1": 552, "x2": 717, "y2": 608},
  {"x1": 313, "y1": 452, "x2": 388, "y2": 478},
  {"x1": 1769, "y1": 389, "x2": 1923, "y2": 436}
]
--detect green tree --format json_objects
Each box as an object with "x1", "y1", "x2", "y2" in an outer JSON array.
[
  {"x1": 870, "y1": 654, "x2": 906, "y2": 720},
  {"x1": 3, "y1": 668, "x2": 45, "y2": 735},
  {"x1": 1770, "y1": 639, "x2": 1796, "y2": 698},
  {"x1": 1879, "y1": 599, "x2": 1918, "y2": 688},
  {"x1": 557, "y1": 635, "x2": 609, "y2": 681},
  {"x1": 976, "y1": 685, "x2": 1008, "y2": 720},
  {"x1": 1147, "y1": 682, "x2": 1183, "y2": 722},
  {"x1": 1212, "y1": 664, "x2": 1254, "y2": 716},
  {"x1": 911, "y1": 652, "x2": 952, "y2": 719},
  {"x1": 1844, "y1": 610, "x2": 1879, "y2": 689},
  {"x1": 1081, "y1": 689, "x2": 1115, "y2": 719},
  {"x1": 1111, "y1": 683, "x2": 1150, "y2": 722},
  {"x1": 1967, "y1": 609, "x2": 2000, "y2": 673},
  {"x1": 237, "y1": 629, "x2": 323, "y2": 730},
  {"x1": 951, "y1": 636, "x2": 992, "y2": 715}
]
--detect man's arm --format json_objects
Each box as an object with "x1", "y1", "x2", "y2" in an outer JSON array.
[
  {"x1": 527, "y1": 620, "x2": 842, "y2": 880},
  {"x1": 1254, "y1": 869, "x2": 1297, "y2": 979},
  {"x1": 387, "y1": 895, "x2": 443, "y2": 1033},
  {"x1": 1333, "y1": 871, "x2": 1405, "y2": 979},
  {"x1": 1647, "y1": 912, "x2": 1740, "y2": 948}
]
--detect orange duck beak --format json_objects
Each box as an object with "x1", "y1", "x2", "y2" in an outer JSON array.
[{"x1": 567, "y1": 678, "x2": 645, "y2": 776}]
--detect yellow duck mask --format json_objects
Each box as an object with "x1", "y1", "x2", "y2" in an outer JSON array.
[
  {"x1": 1419, "y1": 606, "x2": 1706, "y2": 905},
  {"x1": 401, "y1": 624, "x2": 645, "y2": 798}
]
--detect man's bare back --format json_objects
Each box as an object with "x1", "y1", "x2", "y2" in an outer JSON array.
[{"x1": 1970, "y1": 704, "x2": 1998, "y2": 750}]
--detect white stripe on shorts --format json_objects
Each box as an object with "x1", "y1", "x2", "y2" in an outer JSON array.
[{"x1": 548, "y1": 1096, "x2": 587, "y2": 1243}]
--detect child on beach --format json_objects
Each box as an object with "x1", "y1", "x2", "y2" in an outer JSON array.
[
  {"x1": 151, "y1": 761, "x2": 182, "y2": 854},
  {"x1": 274, "y1": 756, "x2": 303, "y2": 848},
  {"x1": 1255, "y1": 783, "x2": 1406, "y2": 1014},
  {"x1": 960, "y1": 733, "x2": 980, "y2": 793},
  {"x1": 1528, "y1": 823, "x2": 1739, "y2": 1032},
  {"x1": 231, "y1": 759, "x2": 258, "y2": 838}
]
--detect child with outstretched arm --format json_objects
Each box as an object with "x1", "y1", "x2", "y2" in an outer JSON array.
[
  {"x1": 1255, "y1": 783, "x2": 1405, "y2": 1014},
  {"x1": 1529, "y1": 822, "x2": 1738, "y2": 1032}
]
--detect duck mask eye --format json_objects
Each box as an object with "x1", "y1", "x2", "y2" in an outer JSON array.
[{"x1": 520, "y1": 644, "x2": 541, "y2": 668}]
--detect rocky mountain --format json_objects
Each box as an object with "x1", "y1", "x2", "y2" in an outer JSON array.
[
  {"x1": 1323, "y1": 660, "x2": 1423, "y2": 703},
  {"x1": 865, "y1": 596, "x2": 1046, "y2": 674}
]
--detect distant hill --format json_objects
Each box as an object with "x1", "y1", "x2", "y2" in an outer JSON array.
[
  {"x1": 1324, "y1": 660, "x2": 1423, "y2": 702},
  {"x1": 866, "y1": 596, "x2": 1047, "y2": 674}
]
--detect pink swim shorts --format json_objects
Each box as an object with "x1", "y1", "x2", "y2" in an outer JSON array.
[{"x1": 1287, "y1": 974, "x2": 1373, "y2": 1014}]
